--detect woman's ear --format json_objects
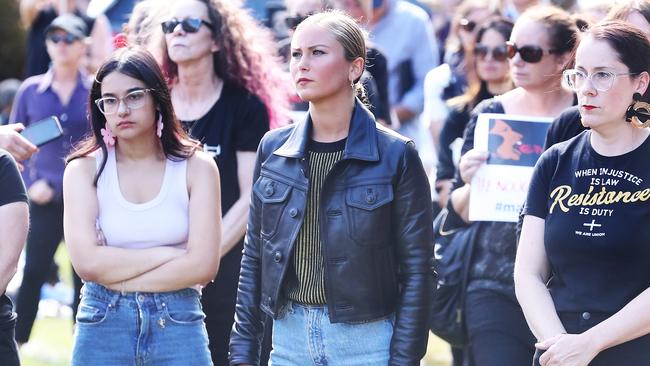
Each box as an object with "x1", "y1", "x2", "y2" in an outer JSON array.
[
  {"x1": 635, "y1": 71, "x2": 650, "y2": 96},
  {"x1": 349, "y1": 56, "x2": 365, "y2": 83}
]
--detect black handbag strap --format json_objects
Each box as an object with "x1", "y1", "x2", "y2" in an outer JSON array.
[{"x1": 457, "y1": 221, "x2": 480, "y2": 324}]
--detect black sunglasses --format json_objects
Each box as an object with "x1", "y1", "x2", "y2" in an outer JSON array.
[
  {"x1": 285, "y1": 13, "x2": 313, "y2": 30},
  {"x1": 474, "y1": 44, "x2": 508, "y2": 62},
  {"x1": 459, "y1": 18, "x2": 477, "y2": 32},
  {"x1": 505, "y1": 42, "x2": 560, "y2": 63},
  {"x1": 47, "y1": 33, "x2": 78, "y2": 45},
  {"x1": 161, "y1": 17, "x2": 213, "y2": 34}
]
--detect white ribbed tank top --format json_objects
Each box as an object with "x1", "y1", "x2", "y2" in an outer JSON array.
[{"x1": 95, "y1": 148, "x2": 189, "y2": 249}]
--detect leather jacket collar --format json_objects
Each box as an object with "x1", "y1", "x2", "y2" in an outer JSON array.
[{"x1": 273, "y1": 99, "x2": 379, "y2": 162}]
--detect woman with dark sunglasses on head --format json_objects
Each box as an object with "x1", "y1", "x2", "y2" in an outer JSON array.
[
  {"x1": 64, "y1": 47, "x2": 221, "y2": 365},
  {"x1": 516, "y1": 21, "x2": 650, "y2": 366},
  {"x1": 157, "y1": 0, "x2": 288, "y2": 364},
  {"x1": 445, "y1": 5, "x2": 580, "y2": 365}
]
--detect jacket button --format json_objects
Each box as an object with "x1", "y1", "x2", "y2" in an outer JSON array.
[
  {"x1": 365, "y1": 194, "x2": 376, "y2": 204},
  {"x1": 264, "y1": 187, "x2": 274, "y2": 197},
  {"x1": 581, "y1": 312, "x2": 591, "y2": 320},
  {"x1": 274, "y1": 251, "x2": 282, "y2": 263},
  {"x1": 267, "y1": 296, "x2": 272, "y2": 304},
  {"x1": 289, "y1": 208, "x2": 298, "y2": 217}
]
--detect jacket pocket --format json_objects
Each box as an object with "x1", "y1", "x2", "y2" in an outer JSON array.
[
  {"x1": 345, "y1": 184, "x2": 394, "y2": 246},
  {"x1": 253, "y1": 176, "x2": 292, "y2": 238}
]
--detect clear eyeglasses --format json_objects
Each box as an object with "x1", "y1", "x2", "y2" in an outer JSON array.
[
  {"x1": 94, "y1": 89, "x2": 154, "y2": 115},
  {"x1": 562, "y1": 69, "x2": 637, "y2": 92}
]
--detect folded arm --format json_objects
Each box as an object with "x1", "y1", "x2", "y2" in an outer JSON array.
[
  {"x1": 63, "y1": 157, "x2": 187, "y2": 285},
  {"x1": 112, "y1": 151, "x2": 222, "y2": 292}
]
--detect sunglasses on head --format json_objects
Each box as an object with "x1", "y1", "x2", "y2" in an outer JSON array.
[
  {"x1": 161, "y1": 17, "x2": 213, "y2": 34},
  {"x1": 506, "y1": 41, "x2": 560, "y2": 63},
  {"x1": 459, "y1": 18, "x2": 477, "y2": 32},
  {"x1": 47, "y1": 33, "x2": 78, "y2": 45},
  {"x1": 285, "y1": 13, "x2": 313, "y2": 30},
  {"x1": 474, "y1": 44, "x2": 508, "y2": 62}
]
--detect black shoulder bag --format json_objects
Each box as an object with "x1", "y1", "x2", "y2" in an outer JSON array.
[{"x1": 429, "y1": 208, "x2": 480, "y2": 347}]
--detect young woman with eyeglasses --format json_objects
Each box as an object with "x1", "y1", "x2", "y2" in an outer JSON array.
[
  {"x1": 516, "y1": 21, "x2": 650, "y2": 366},
  {"x1": 157, "y1": 0, "x2": 288, "y2": 364},
  {"x1": 445, "y1": 6, "x2": 579, "y2": 365},
  {"x1": 63, "y1": 47, "x2": 221, "y2": 365}
]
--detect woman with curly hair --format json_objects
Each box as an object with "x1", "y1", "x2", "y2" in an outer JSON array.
[{"x1": 157, "y1": 0, "x2": 288, "y2": 364}]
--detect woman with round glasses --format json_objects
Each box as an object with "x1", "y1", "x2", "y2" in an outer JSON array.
[
  {"x1": 515, "y1": 21, "x2": 650, "y2": 366},
  {"x1": 157, "y1": 0, "x2": 288, "y2": 364},
  {"x1": 445, "y1": 6, "x2": 579, "y2": 365},
  {"x1": 544, "y1": 1, "x2": 650, "y2": 151},
  {"x1": 63, "y1": 47, "x2": 221, "y2": 365}
]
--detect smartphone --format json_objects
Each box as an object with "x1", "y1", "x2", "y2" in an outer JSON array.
[{"x1": 20, "y1": 116, "x2": 63, "y2": 147}]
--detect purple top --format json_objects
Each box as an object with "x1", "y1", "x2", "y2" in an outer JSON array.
[{"x1": 10, "y1": 68, "x2": 92, "y2": 202}]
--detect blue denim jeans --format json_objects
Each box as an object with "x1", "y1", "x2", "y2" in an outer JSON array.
[
  {"x1": 71, "y1": 282, "x2": 212, "y2": 366},
  {"x1": 270, "y1": 301, "x2": 393, "y2": 366}
]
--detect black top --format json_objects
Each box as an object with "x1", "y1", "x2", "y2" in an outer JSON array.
[
  {"x1": 544, "y1": 105, "x2": 587, "y2": 150},
  {"x1": 181, "y1": 82, "x2": 269, "y2": 214},
  {"x1": 0, "y1": 150, "x2": 27, "y2": 206},
  {"x1": 25, "y1": 7, "x2": 94, "y2": 78},
  {"x1": 436, "y1": 87, "x2": 494, "y2": 181},
  {"x1": 524, "y1": 131, "x2": 650, "y2": 313},
  {"x1": 451, "y1": 99, "x2": 518, "y2": 296}
]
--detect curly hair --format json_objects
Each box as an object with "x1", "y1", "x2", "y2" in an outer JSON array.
[{"x1": 160, "y1": 0, "x2": 289, "y2": 128}]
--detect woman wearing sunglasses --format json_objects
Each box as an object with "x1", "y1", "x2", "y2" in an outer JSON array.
[
  {"x1": 445, "y1": 6, "x2": 579, "y2": 365},
  {"x1": 158, "y1": 0, "x2": 288, "y2": 365},
  {"x1": 64, "y1": 47, "x2": 221, "y2": 365},
  {"x1": 436, "y1": 17, "x2": 514, "y2": 214},
  {"x1": 516, "y1": 21, "x2": 650, "y2": 366}
]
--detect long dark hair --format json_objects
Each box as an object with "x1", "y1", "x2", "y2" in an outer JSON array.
[
  {"x1": 67, "y1": 47, "x2": 200, "y2": 185},
  {"x1": 448, "y1": 17, "x2": 514, "y2": 110}
]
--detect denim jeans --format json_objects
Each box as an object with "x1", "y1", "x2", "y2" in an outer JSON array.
[
  {"x1": 270, "y1": 301, "x2": 393, "y2": 366},
  {"x1": 71, "y1": 282, "x2": 212, "y2": 366}
]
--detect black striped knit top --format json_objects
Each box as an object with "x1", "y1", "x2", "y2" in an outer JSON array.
[{"x1": 286, "y1": 138, "x2": 346, "y2": 304}]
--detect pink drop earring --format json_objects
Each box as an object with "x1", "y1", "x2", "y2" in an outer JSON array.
[
  {"x1": 156, "y1": 113, "x2": 163, "y2": 138},
  {"x1": 100, "y1": 126, "x2": 115, "y2": 147}
]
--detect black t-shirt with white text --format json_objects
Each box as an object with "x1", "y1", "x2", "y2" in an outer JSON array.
[
  {"x1": 181, "y1": 82, "x2": 269, "y2": 215},
  {"x1": 524, "y1": 131, "x2": 650, "y2": 313}
]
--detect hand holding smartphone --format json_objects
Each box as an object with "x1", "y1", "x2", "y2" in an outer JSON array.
[{"x1": 20, "y1": 116, "x2": 63, "y2": 147}]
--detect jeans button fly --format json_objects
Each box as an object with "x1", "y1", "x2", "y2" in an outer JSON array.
[
  {"x1": 274, "y1": 251, "x2": 282, "y2": 263},
  {"x1": 138, "y1": 295, "x2": 145, "y2": 302}
]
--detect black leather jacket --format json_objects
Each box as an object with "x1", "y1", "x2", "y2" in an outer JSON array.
[{"x1": 229, "y1": 102, "x2": 433, "y2": 366}]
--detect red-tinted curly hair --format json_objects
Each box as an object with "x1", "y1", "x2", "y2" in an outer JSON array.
[{"x1": 161, "y1": 0, "x2": 289, "y2": 128}]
